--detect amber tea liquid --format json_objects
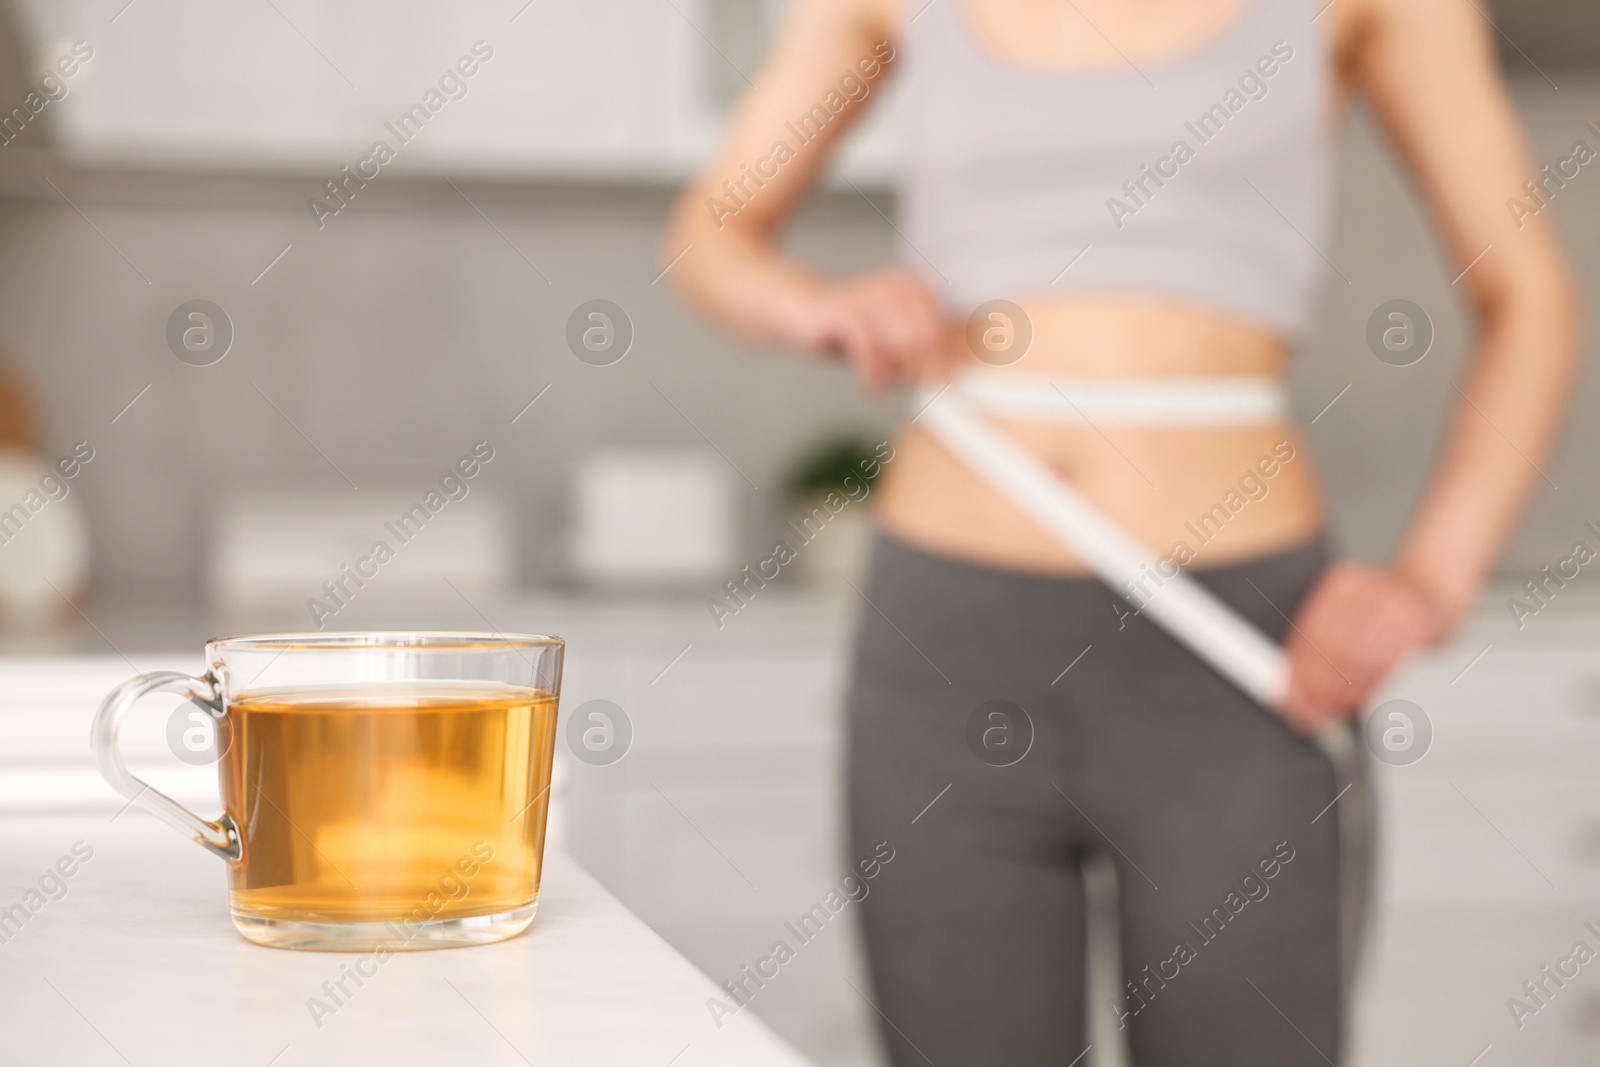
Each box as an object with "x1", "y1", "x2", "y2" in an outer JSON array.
[{"x1": 219, "y1": 683, "x2": 556, "y2": 944}]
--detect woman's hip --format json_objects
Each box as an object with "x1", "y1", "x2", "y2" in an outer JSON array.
[{"x1": 843, "y1": 526, "x2": 1347, "y2": 820}]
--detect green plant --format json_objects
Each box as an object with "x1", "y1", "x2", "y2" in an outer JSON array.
[{"x1": 783, "y1": 433, "x2": 884, "y2": 500}]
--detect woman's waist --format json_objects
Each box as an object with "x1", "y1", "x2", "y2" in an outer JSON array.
[
  {"x1": 886, "y1": 311, "x2": 1313, "y2": 573},
  {"x1": 874, "y1": 418, "x2": 1324, "y2": 575}
]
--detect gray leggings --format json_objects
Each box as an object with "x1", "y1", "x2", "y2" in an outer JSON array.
[{"x1": 847, "y1": 531, "x2": 1369, "y2": 1066}]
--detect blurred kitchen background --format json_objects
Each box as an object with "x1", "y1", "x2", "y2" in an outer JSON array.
[{"x1": 1, "y1": 1, "x2": 1600, "y2": 1064}]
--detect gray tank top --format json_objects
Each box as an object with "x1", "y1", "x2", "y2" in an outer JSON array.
[{"x1": 899, "y1": 0, "x2": 1332, "y2": 340}]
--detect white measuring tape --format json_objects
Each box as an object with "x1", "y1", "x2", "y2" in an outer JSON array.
[{"x1": 953, "y1": 369, "x2": 1292, "y2": 426}]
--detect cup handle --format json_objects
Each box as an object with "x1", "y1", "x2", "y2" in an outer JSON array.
[{"x1": 91, "y1": 670, "x2": 240, "y2": 861}]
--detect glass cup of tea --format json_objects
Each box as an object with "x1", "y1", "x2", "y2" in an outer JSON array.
[{"x1": 91, "y1": 632, "x2": 563, "y2": 952}]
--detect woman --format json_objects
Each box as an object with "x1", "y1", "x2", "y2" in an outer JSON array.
[{"x1": 666, "y1": 0, "x2": 1578, "y2": 1062}]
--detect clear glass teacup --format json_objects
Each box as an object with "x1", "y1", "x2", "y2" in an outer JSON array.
[{"x1": 92, "y1": 632, "x2": 563, "y2": 951}]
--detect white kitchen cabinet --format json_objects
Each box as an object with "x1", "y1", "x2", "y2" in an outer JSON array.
[
  {"x1": 1348, "y1": 613, "x2": 1600, "y2": 1066},
  {"x1": 13, "y1": 0, "x2": 901, "y2": 184}
]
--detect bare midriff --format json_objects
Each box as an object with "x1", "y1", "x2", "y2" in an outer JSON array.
[{"x1": 873, "y1": 294, "x2": 1326, "y2": 575}]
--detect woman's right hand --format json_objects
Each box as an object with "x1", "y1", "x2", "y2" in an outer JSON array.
[{"x1": 790, "y1": 268, "x2": 956, "y2": 392}]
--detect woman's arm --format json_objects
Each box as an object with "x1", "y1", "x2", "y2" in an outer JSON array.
[
  {"x1": 663, "y1": 0, "x2": 950, "y2": 390},
  {"x1": 1285, "y1": 0, "x2": 1583, "y2": 727}
]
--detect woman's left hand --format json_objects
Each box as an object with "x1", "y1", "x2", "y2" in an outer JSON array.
[{"x1": 1279, "y1": 561, "x2": 1448, "y2": 734}]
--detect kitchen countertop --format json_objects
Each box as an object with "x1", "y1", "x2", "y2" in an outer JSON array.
[
  {"x1": 0, "y1": 587, "x2": 855, "y2": 658},
  {"x1": 0, "y1": 812, "x2": 813, "y2": 1067},
  {"x1": 5, "y1": 573, "x2": 1599, "y2": 659}
]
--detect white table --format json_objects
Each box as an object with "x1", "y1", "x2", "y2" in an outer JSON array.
[
  {"x1": 0, "y1": 812, "x2": 813, "y2": 1067},
  {"x1": 0, "y1": 646, "x2": 856, "y2": 1067}
]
